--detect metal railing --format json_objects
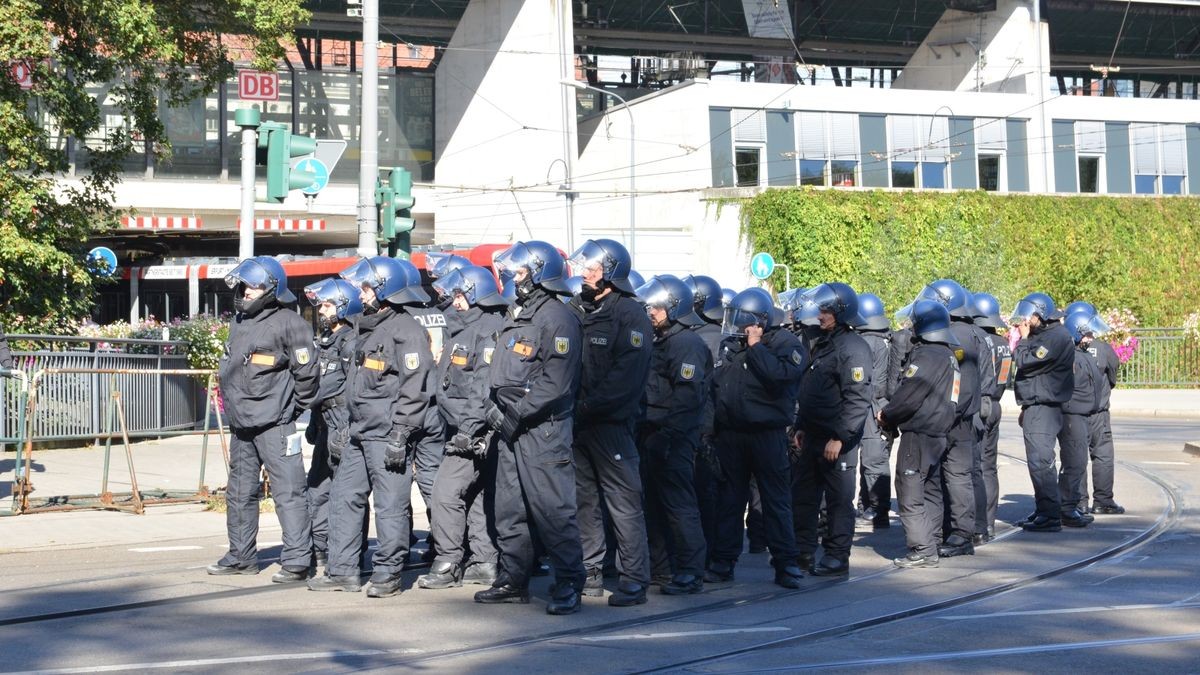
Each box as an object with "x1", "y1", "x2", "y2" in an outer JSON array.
[
  {"x1": 1118, "y1": 328, "x2": 1200, "y2": 387},
  {"x1": 1, "y1": 335, "x2": 208, "y2": 442}
]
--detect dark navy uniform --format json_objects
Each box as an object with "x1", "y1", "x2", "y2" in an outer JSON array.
[
  {"x1": 306, "y1": 325, "x2": 357, "y2": 561},
  {"x1": 690, "y1": 320, "x2": 724, "y2": 562},
  {"x1": 489, "y1": 289, "x2": 586, "y2": 593},
  {"x1": 793, "y1": 325, "x2": 872, "y2": 567},
  {"x1": 710, "y1": 327, "x2": 805, "y2": 570},
  {"x1": 325, "y1": 307, "x2": 432, "y2": 584},
  {"x1": 1013, "y1": 321, "x2": 1075, "y2": 522},
  {"x1": 641, "y1": 322, "x2": 711, "y2": 582},
  {"x1": 0, "y1": 332, "x2": 12, "y2": 369},
  {"x1": 936, "y1": 321, "x2": 983, "y2": 549},
  {"x1": 879, "y1": 342, "x2": 958, "y2": 559},
  {"x1": 406, "y1": 305, "x2": 450, "y2": 552},
  {"x1": 1058, "y1": 346, "x2": 1101, "y2": 518},
  {"x1": 217, "y1": 304, "x2": 318, "y2": 571},
  {"x1": 855, "y1": 328, "x2": 892, "y2": 524},
  {"x1": 980, "y1": 329, "x2": 1013, "y2": 533},
  {"x1": 429, "y1": 306, "x2": 505, "y2": 576},
  {"x1": 1084, "y1": 339, "x2": 1121, "y2": 511},
  {"x1": 574, "y1": 292, "x2": 653, "y2": 589},
  {"x1": 966, "y1": 320, "x2": 996, "y2": 542}
]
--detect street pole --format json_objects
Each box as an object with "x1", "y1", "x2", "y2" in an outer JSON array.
[
  {"x1": 357, "y1": 0, "x2": 380, "y2": 257},
  {"x1": 234, "y1": 107, "x2": 261, "y2": 260}
]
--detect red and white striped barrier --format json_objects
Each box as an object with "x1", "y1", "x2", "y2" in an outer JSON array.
[
  {"x1": 241, "y1": 218, "x2": 327, "y2": 231},
  {"x1": 121, "y1": 216, "x2": 203, "y2": 230}
]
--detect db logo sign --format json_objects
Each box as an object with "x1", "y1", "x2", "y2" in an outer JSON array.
[
  {"x1": 10, "y1": 61, "x2": 33, "y2": 90},
  {"x1": 238, "y1": 70, "x2": 279, "y2": 102}
]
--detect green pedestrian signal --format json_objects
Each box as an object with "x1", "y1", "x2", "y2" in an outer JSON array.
[
  {"x1": 257, "y1": 122, "x2": 318, "y2": 203},
  {"x1": 376, "y1": 167, "x2": 416, "y2": 256}
]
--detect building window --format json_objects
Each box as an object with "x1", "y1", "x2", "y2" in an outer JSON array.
[
  {"x1": 978, "y1": 155, "x2": 1001, "y2": 191},
  {"x1": 1135, "y1": 175, "x2": 1157, "y2": 194},
  {"x1": 891, "y1": 161, "x2": 917, "y2": 188},
  {"x1": 1163, "y1": 175, "x2": 1185, "y2": 194},
  {"x1": 799, "y1": 159, "x2": 826, "y2": 186},
  {"x1": 1078, "y1": 157, "x2": 1100, "y2": 193},
  {"x1": 796, "y1": 111, "x2": 859, "y2": 189},
  {"x1": 735, "y1": 147, "x2": 762, "y2": 187},
  {"x1": 922, "y1": 162, "x2": 947, "y2": 189},
  {"x1": 830, "y1": 160, "x2": 858, "y2": 187},
  {"x1": 1132, "y1": 123, "x2": 1187, "y2": 195}
]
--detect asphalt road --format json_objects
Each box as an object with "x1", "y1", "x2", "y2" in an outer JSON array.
[{"x1": 0, "y1": 417, "x2": 1196, "y2": 674}]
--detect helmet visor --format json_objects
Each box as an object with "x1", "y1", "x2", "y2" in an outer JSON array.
[
  {"x1": 894, "y1": 302, "x2": 914, "y2": 326},
  {"x1": 567, "y1": 240, "x2": 612, "y2": 279},
  {"x1": 1078, "y1": 313, "x2": 1110, "y2": 337},
  {"x1": 794, "y1": 287, "x2": 834, "y2": 326},
  {"x1": 339, "y1": 258, "x2": 379, "y2": 290},
  {"x1": 1010, "y1": 299, "x2": 1043, "y2": 324},
  {"x1": 493, "y1": 243, "x2": 538, "y2": 280},
  {"x1": 722, "y1": 307, "x2": 765, "y2": 336},
  {"x1": 634, "y1": 277, "x2": 675, "y2": 310},
  {"x1": 224, "y1": 259, "x2": 271, "y2": 291},
  {"x1": 432, "y1": 268, "x2": 476, "y2": 306},
  {"x1": 426, "y1": 252, "x2": 465, "y2": 280}
]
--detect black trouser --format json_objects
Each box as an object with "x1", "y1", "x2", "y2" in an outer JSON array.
[
  {"x1": 325, "y1": 438, "x2": 413, "y2": 577},
  {"x1": 713, "y1": 428, "x2": 798, "y2": 565},
  {"x1": 895, "y1": 431, "x2": 945, "y2": 557},
  {"x1": 574, "y1": 421, "x2": 650, "y2": 586},
  {"x1": 494, "y1": 416, "x2": 586, "y2": 591},
  {"x1": 937, "y1": 419, "x2": 976, "y2": 541},
  {"x1": 792, "y1": 431, "x2": 857, "y2": 562},
  {"x1": 306, "y1": 434, "x2": 334, "y2": 555},
  {"x1": 693, "y1": 440, "x2": 720, "y2": 564},
  {"x1": 746, "y1": 478, "x2": 766, "y2": 550},
  {"x1": 430, "y1": 445, "x2": 497, "y2": 567},
  {"x1": 857, "y1": 408, "x2": 891, "y2": 516},
  {"x1": 1083, "y1": 410, "x2": 1118, "y2": 509},
  {"x1": 640, "y1": 430, "x2": 706, "y2": 578},
  {"x1": 1021, "y1": 404, "x2": 1063, "y2": 519},
  {"x1": 413, "y1": 406, "x2": 447, "y2": 550},
  {"x1": 1057, "y1": 412, "x2": 1089, "y2": 515},
  {"x1": 981, "y1": 404, "x2": 1002, "y2": 533},
  {"x1": 970, "y1": 417, "x2": 988, "y2": 537},
  {"x1": 220, "y1": 422, "x2": 312, "y2": 569}
]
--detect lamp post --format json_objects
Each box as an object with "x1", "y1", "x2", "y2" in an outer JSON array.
[{"x1": 561, "y1": 79, "x2": 636, "y2": 266}]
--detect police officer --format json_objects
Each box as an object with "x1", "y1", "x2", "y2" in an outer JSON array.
[
  {"x1": 1064, "y1": 302, "x2": 1125, "y2": 515},
  {"x1": 914, "y1": 279, "x2": 983, "y2": 559},
  {"x1": 792, "y1": 283, "x2": 872, "y2": 577},
  {"x1": 636, "y1": 275, "x2": 711, "y2": 595},
  {"x1": 877, "y1": 300, "x2": 959, "y2": 568},
  {"x1": 852, "y1": 293, "x2": 892, "y2": 529},
  {"x1": 476, "y1": 240, "x2": 586, "y2": 615},
  {"x1": 1058, "y1": 311, "x2": 1103, "y2": 529},
  {"x1": 301, "y1": 278, "x2": 363, "y2": 569},
  {"x1": 1011, "y1": 292, "x2": 1078, "y2": 532},
  {"x1": 418, "y1": 266, "x2": 509, "y2": 590},
  {"x1": 706, "y1": 288, "x2": 806, "y2": 588},
  {"x1": 308, "y1": 256, "x2": 432, "y2": 596},
  {"x1": 971, "y1": 292, "x2": 1013, "y2": 540},
  {"x1": 0, "y1": 330, "x2": 12, "y2": 369},
  {"x1": 208, "y1": 256, "x2": 318, "y2": 582},
  {"x1": 567, "y1": 239, "x2": 653, "y2": 607}
]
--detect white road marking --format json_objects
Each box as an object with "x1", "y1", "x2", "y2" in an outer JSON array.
[
  {"x1": 579, "y1": 627, "x2": 790, "y2": 642},
  {"x1": 1141, "y1": 461, "x2": 1189, "y2": 465},
  {"x1": 8, "y1": 648, "x2": 423, "y2": 674},
  {"x1": 127, "y1": 546, "x2": 202, "y2": 553},
  {"x1": 940, "y1": 601, "x2": 1200, "y2": 620}
]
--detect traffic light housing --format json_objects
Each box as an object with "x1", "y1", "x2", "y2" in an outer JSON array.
[
  {"x1": 376, "y1": 167, "x2": 416, "y2": 256},
  {"x1": 257, "y1": 122, "x2": 317, "y2": 202}
]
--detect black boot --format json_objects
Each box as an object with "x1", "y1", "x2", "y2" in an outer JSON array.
[
  {"x1": 662, "y1": 574, "x2": 703, "y2": 595},
  {"x1": 365, "y1": 571, "x2": 404, "y2": 598},
  {"x1": 417, "y1": 561, "x2": 462, "y2": 589},
  {"x1": 474, "y1": 581, "x2": 530, "y2": 604},
  {"x1": 703, "y1": 560, "x2": 734, "y2": 583},
  {"x1": 462, "y1": 562, "x2": 499, "y2": 586},
  {"x1": 307, "y1": 573, "x2": 363, "y2": 592},
  {"x1": 608, "y1": 581, "x2": 648, "y2": 607},
  {"x1": 546, "y1": 581, "x2": 581, "y2": 615},
  {"x1": 581, "y1": 567, "x2": 605, "y2": 597}
]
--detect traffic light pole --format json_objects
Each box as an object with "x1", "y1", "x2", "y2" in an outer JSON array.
[
  {"x1": 356, "y1": 0, "x2": 380, "y2": 257},
  {"x1": 235, "y1": 108, "x2": 261, "y2": 260}
]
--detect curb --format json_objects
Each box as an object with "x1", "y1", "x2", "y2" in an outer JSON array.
[
  {"x1": 1001, "y1": 405, "x2": 1200, "y2": 421},
  {"x1": 1185, "y1": 442, "x2": 1200, "y2": 458}
]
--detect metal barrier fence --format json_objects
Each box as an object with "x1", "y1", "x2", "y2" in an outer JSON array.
[
  {"x1": 1, "y1": 335, "x2": 208, "y2": 442},
  {"x1": 1119, "y1": 328, "x2": 1200, "y2": 387}
]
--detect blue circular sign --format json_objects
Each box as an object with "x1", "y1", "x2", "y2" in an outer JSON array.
[
  {"x1": 750, "y1": 252, "x2": 776, "y2": 280},
  {"x1": 296, "y1": 158, "x2": 330, "y2": 195},
  {"x1": 87, "y1": 246, "x2": 118, "y2": 277}
]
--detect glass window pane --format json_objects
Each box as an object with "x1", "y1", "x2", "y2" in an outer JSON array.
[
  {"x1": 830, "y1": 160, "x2": 857, "y2": 187},
  {"x1": 1135, "y1": 175, "x2": 1157, "y2": 194},
  {"x1": 922, "y1": 162, "x2": 947, "y2": 189},
  {"x1": 891, "y1": 161, "x2": 917, "y2": 188},
  {"x1": 1078, "y1": 157, "x2": 1099, "y2": 193},
  {"x1": 979, "y1": 156, "x2": 1000, "y2": 191},
  {"x1": 799, "y1": 159, "x2": 826, "y2": 186},
  {"x1": 158, "y1": 86, "x2": 222, "y2": 178},
  {"x1": 735, "y1": 147, "x2": 761, "y2": 187},
  {"x1": 1163, "y1": 175, "x2": 1184, "y2": 194}
]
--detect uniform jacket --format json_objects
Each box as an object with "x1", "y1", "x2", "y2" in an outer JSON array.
[
  {"x1": 1087, "y1": 339, "x2": 1120, "y2": 411},
  {"x1": 879, "y1": 340, "x2": 958, "y2": 438},
  {"x1": 1064, "y1": 347, "x2": 1102, "y2": 416},
  {"x1": 347, "y1": 307, "x2": 432, "y2": 442},
  {"x1": 713, "y1": 326, "x2": 806, "y2": 430},
  {"x1": 313, "y1": 325, "x2": 356, "y2": 434},
  {"x1": 859, "y1": 329, "x2": 891, "y2": 410},
  {"x1": 0, "y1": 333, "x2": 12, "y2": 370},
  {"x1": 886, "y1": 327, "x2": 915, "y2": 401},
  {"x1": 219, "y1": 304, "x2": 319, "y2": 430},
  {"x1": 1013, "y1": 321, "x2": 1075, "y2": 406},
  {"x1": 576, "y1": 292, "x2": 653, "y2": 426},
  {"x1": 489, "y1": 289, "x2": 582, "y2": 425},
  {"x1": 947, "y1": 321, "x2": 982, "y2": 421},
  {"x1": 983, "y1": 330, "x2": 1014, "y2": 397},
  {"x1": 795, "y1": 325, "x2": 872, "y2": 446},
  {"x1": 438, "y1": 306, "x2": 505, "y2": 438},
  {"x1": 692, "y1": 321, "x2": 723, "y2": 361},
  {"x1": 645, "y1": 322, "x2": 713, "y2": 439}
]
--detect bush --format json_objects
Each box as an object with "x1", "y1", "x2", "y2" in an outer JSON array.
[{"x1": 168, "y1": 314, "x2": 229, "y2": 372}]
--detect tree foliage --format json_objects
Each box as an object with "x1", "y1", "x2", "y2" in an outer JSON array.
[
  {"x1": 739, "y1": 188, "x2": 1200, "y2": 326},
  {"x1": 0, "y1": 0, "x2": 309, "y2": 333}
]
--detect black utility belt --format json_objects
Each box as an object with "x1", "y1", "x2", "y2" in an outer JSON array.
[{"x1": 319, "y1": 395, "x2": 345, "y2": 412}]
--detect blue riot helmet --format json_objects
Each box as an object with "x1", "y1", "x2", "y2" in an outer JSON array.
[
  {"x1": 568, "y1": 239, "x2": 635, "y2": 294},
  {"x1": 425, "y1": 252, "x2": 472, "y2": 280},
  {"x1": 225, "y1": 256, "x2": 296, "y2": 304},
  {"x1": 636, "y1": 275, "x2": 698, "y2": 325},
  {"x1": 893, "y1": 302, "x2": 914, "y2": 328},
  {"x1": 303, "y1": 277, "x2": 363, "y2": 324},
  {"x1": 797, "y1": 282, "x2": 859, "y2": 326},
  {"x1": 722, "y1": 287, "x2": 774, "y2": 336},
  {"x1": 1065, "y1": 301, "x2": 1096, "y2": 318},
  {"x1": 855, "y1": 293, "x2": 889, "y2": 331},
  {"x1": 432, "y1": 265, "x2": 510, "y2": 308},
  {"x1": 971, "y1": 292, "x2": 1007, "y2": 330},
  {"x1": 339, "y1": 256, "x2": 410, "y2": 307},
  {"x1": 681, "y1": 274, "x2": 724, "y2": 323},
  {"x1": 500, "y1": 277, "x2": 517, "y2": 303},
  {"x1": 917, "y1": 278, "x2": 972, "y2": 319},
  {"x1": 1011, "y1": 291, "x2": 1059, "y2": 324},
  {"x1": 493, "y1": 240, "x2": 571, "y2": 295},
  {"x1": 911, "y1": 299, "x2": 959, "y2": 347},
  {"x1": 777, "y1": 287, "x2": 809, "y2": 325},
  {"x1": 721, "y1": 288, "x2": 736, "y2": 307},
  {"x1": 560, "y1": 275, "x2": 584, "y2": 303},
  {"x1": 1064, "y1": 310, "x2": 1110, "y2": 343},
  {"x1": 627, "y1": 269, "x2": 645, "y2": 292},
  {"x1": 376, "y1": 256, "x2": 428, "y2": 305}
]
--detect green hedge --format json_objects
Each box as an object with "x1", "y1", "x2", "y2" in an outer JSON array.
[{"x1": 737, "y1": 189, "x2": 1200, "y2": 325}]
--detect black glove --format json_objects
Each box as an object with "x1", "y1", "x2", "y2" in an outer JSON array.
[
  {"x1": 385, "y1": 426, "x2": 413, "y2": 472},
  {"x1": 445, "y1": 432, "x2": 474, "y2": 457},
  {"x1": 698, "y1": 434, "x2": 723, "y2": 478},
  {"x1": 979, "y1": 395, "x2": 993, "y2": 421},
  {"x1": 328, "y1": 428, "x2": 350, "y2": 464},
  {"x1": 485, "y1": 403, "x2": 520, "y2": 442},
  {"x1": 304, "y1": 420, "x2": 321, "y2": 445}
]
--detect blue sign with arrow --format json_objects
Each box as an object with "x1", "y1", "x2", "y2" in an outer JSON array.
[
  {"x1": 87, "y1": 246, "x2": 118, "y2": 277},
  {"x1": 750, "y1": 252, "x2": 775, "y2": 280},
  {"x1": 295, "y1": 158, "x2": 330, "y2": 195}
]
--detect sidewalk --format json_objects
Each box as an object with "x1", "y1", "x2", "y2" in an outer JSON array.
[{"x1": 1000, "y1": 388, "x2": 1200, "y2": 420}]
